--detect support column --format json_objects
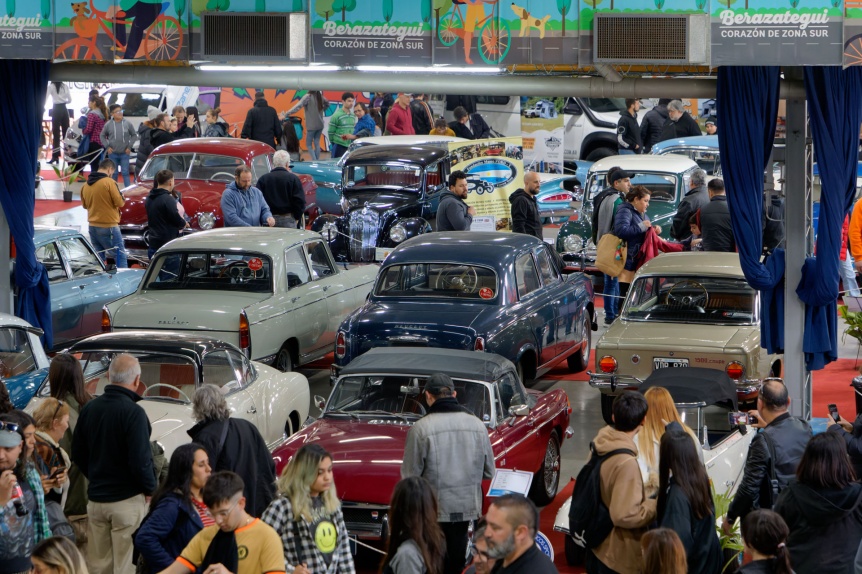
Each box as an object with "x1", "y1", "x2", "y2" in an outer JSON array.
[{"x1": 0, "y1": 210, "x2": 9, "y2": 314}]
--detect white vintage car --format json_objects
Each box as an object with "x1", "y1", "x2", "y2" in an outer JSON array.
[
  {"x1": 102, "y1": 228, "x2": 378, "y2": 371},
  {"x1": 28, "y1": 331, "x2": 310, "y2": 456}
]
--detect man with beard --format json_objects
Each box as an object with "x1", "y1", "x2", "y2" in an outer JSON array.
[
  {"x1": 0, "y1": 418, "x2": 34, "y2": 574},
  {"x1": 485, "y1": 494, "x2": 557, "y2": 574},
  {"x1": 509, "y1": 171, "x2": 542, "y2": 240},
  {"x1": 437, "y1": 170, "x2": 476, "y2": 232},
  {"x1": 221, "y1": 166, "x2": 275, "y2": 228}
]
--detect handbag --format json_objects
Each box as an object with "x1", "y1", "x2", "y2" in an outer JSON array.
[{"x1": 595, "y1": 234, "x2": 627, "y2": 278}]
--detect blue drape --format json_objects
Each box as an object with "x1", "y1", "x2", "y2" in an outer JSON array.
[
  {"x1": 0, "y1": 60, "x2": 53, "y2": 349},
  {"x1": 799, "y1": 67, "x2": 862, "y2": 370},
  {"x1": 716, "y1": 67, "x2": 784, "y2": 355}
]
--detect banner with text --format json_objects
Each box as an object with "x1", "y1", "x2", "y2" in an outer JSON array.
[{"x1": 520, "y1": 98, "x2": 564, "y2": 175}]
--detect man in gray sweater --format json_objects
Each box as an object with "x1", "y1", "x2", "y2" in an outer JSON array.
[
  {"x1": 437, "y1": 170, "x2": 475, "y2": 231},
  {"x1": 100, "y1": 104, "x2": 138, "y2": 188}
]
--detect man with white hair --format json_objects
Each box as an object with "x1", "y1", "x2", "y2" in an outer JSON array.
[
  {"x1": 657, "y1": 99, "x2": 702, "y2": 143},
  {"x1": 72, "y1": 353, "x2": 156, "y2": 574},
  {"x1": 670, "y1": 168, "x2": 709, "y2": 241},
  {"x1": 256, "y1": 150, "x2": 306, "y2": 228}
]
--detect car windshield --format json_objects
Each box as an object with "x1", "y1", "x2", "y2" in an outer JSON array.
[
  {"x1": 76, "y1": 351, "x2": 199, "y2": 403},
  {"x1": 584, "y1": 98, "x2": 627, "y2": 113},
  {"x1": 623, "y1": 275, "x2": 756, "y2": 324},
  {"x1": 327, "y1": 375, "x2": 491, "y2": 421},
  {"x1": 143, "y1": 251, "x2": 273, "y2": 293},
  {"x1": 659, "y1": 148, "x2": 721, "y2": 175},
  {"x1": 344, "y1": 163, "x2": 426, "y2": 191},
  {"x1": 140, "y1": 153, "x2": 245, "y2": 182},
  {"x1": 105, "y1": 92, "x2": 161, "y2": 117},
  {"x1": 586, "y1": 172, "x2": 678, "y2": 203},
  {"x1": 374, "y1": 263, "x2": 499, "y2": 300},
  {"x1": 0, "y1": 328, "x2": 37, "y2": 378}
]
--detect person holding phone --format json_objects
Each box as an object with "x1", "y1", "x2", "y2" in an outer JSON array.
[
  {"x1": 32, "y1": 398, "x2": 71, "y2": 505},
  {"x1": 826, "y1": 403, "x2": 862, "y2": 478}
]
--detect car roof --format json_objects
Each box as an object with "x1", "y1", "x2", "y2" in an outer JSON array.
[
  {"x1": 354, "y1": 135, "x2": 467, "y2": 146},
  {"x1": 344, "y1": 145, "x2": 448, "y2": 166},
  {"x1": 151, "y1": 138, "x2": 275, "y2": 158},
  {"x1": 589, "y1": 154, "x2": 699, "y2": 174},
  {"x1": 66, "y1": 330, "x2": 238, "y2": 358},
  {"x1": 651, "y1": 135, "x2": 719, "y2": 152},
  {"x1": 103, "y1": 85, "x2": 166, "y2": 94},
  {"x1": 340, "y1": 347, "x2": 515, "y2": 381},
  {"x1": 159, "y1": 228, "x2": 317, "y2": 252},
  {"x1": 636, "y1": 252, "x2": 746, "y2": 278},
  {"x1": 386, "y1": 232, "x2": 543, "y2": 268},
  {"x1": 0, "y1": 313, "x2": 38, "y2": 330},
  {"x1": 33, "y1": 225, "x2": 82, "y2": 243}
]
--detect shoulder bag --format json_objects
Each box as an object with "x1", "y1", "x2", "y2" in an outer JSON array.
[{"x1": 595, "y1": 233, "x2": 626, "y2": 277}]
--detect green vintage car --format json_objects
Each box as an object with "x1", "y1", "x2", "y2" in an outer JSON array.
[{"x1": 555, "y1": 155, "x2": 701, "y2": 272}]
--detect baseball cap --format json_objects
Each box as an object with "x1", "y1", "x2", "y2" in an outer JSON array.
[
  {"x1": 0, "y1": 422, "x2": 22, "y2": 448},
  {"x1": 424, "y1": 373, "x2": 455, "y2": 394},
  {"x1": 609, "y1": 169, "x2": 632, "y2": 185},
  {"x1": 705, "y1": 117, "x2": 716, "y2": 126}
]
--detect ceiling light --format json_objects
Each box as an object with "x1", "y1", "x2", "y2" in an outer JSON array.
[
  {"x1": 355, "y1": 65, "x2": 503, "y2": 74},
  {"x1": 198, "y1": 64, "x2": 339, "y2": 72}
]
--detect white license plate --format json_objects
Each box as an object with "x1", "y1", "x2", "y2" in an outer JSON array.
[
  {"x1": 375, "y1": 247, "x2": 394, "y2": 262},
  {"x1": 653, "y1": 358, "x2": 689, "y2": 370}
]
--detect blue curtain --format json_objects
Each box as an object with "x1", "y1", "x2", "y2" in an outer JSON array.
[
  {"x1": 716, "y1": 67, "x2": 783, "y2": 355},
  {"x1": 799, "y1": 67, "x2": 862, "y2": 370},
  {"x1": 0, "y1": 60, "x2": 53, "y2": 349}
]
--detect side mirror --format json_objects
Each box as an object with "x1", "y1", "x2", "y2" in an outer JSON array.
[
  {"x1": 508, "y1": 404, "x2": 530, "y2": 417},
  {"x1": 104, "y1": 257, "x2": 117, "y2": 274},
  {"x1": 314, "y1": 395, "x2": 327, "y2": 410}
]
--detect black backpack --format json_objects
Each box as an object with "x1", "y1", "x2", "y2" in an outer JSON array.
[{"x1": 568, "y1": 442, "x2": 636, "y2": 550}]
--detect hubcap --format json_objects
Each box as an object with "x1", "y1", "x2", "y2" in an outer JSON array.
[{"x1": 544, "y1": 438, "x2": 560, "y2": 493}]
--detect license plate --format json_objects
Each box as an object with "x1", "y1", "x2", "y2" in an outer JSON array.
[
  {"x1": 375, "y1": 247, "x2": 394, "y2": 262},
  {"x1": 653, "y1": 358, "x2": 689, "y2": 370}
]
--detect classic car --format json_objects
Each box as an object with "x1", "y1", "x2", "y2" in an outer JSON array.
[
  {"x1": 0, "y1": 314, "x2": 50, "y2": 409},
  {"x1": 554, "y1": 367, "x2": 756, "y2": 565},
  {"x1": 272, "y1": 347, "x2": 574, "y2": 539},
  {"x1": 24, "y1": 226, "x2": 145, "y2": 350},
  {"x1": 555, "y1": 155, "x2": 700, "y2": 272},
  {"x1": 536, "y1": 173, "x2": 583, "y2": 224},
  {"x1": 102, "y1": 228, "x2": 378, "y2": 372},
  {"x1": 27, "y1": 331, "x2": 309, "y2": 456},
  {"x1": 117, "y1": 138, "x2": 319, "y2": 259},
  {"x1": 291, "y1": 135, "x2": 468, "y2": 215},
  {"x1": 650, "y1": 135, "x2": 721, "y2": 174},
  {"x1": 588, "y1": 252, "x2": 783, "y2": 424},
  {"x1": 332, "y1": 232, "x2": 596, "y2": 384},
  {"x1": 311, "y1": 145, "x2": 449, "y2": 263}
]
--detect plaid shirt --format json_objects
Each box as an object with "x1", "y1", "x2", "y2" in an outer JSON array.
[
  {"x1": 24, "y1": 463, "x2": 52, "y2": 542},
  {"x1": 261, "y1": 496, "x2": 355, "y2": 574}
]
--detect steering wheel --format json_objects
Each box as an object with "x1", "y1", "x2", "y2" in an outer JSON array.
[
  {"x1": 667, "y1": 279, "x2": 709, "y2": 309},
  {"x1": 208, "y1": 171, "x2": 235, "y2": 181},
  {"x1": 218, "y1": 260, "x2": 248, "y2": 278},
  {"x1": 404, "y1": 398, "x2": 426, "y2": 415},
  {"x1": 142, "y1": 383, "x2": 192, "y2": 403},
  {"x1": 435, "y1": 266, "x2": 479, "y2": 294}
]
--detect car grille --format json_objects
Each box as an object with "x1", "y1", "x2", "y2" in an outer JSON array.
[
  {"x1": 348, "y1": 208, "x2": 379, "y2": 263},
  {"x1": 341, "y1": 503, "x2": 388, "y2": 539}
]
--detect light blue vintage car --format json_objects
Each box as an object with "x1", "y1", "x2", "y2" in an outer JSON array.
[{"x1": 0, "y1": 313, "x2": 50, "y2": 409}]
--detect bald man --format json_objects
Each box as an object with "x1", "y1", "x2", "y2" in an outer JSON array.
[{"x1": 509, "y1": 171, "x2": 543, "y2": 240}]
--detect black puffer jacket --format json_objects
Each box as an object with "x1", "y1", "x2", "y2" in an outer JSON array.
[
  {"x1": 145, "y1": 187, "x2": 186, "y2": 251},
  {"x1": 640, "y1": 104, "x2": 669, "y2": 152},
  {"x1": 241, "y1": 98, "x2": 282, "y2": 148},
  {"x1": 509, "y1": 188, "x2": 542, "y2": 240},
  {"x1": 700, "y1": 195, "x2": 736, "y2": 252},
  {"x1": 658, "y1": 111, "x2": 702, "y2": 142},
  {"x1": 616, "y1": 109, "x2": 642, "y2": 153},
  {"x1": 613, "y1": 201, "x2": 649, "y2": 271}
]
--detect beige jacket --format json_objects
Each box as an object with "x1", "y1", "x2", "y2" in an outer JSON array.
[{"x1": 592, "y1": 425, "x2": 657, "y2": 574}]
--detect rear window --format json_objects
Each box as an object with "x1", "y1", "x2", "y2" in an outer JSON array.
[
  {"x1": 374, "y1": 263, "x2": 498, "y2": 300},
  {"x1": 106, "y1": 92, "x2": 162, "y2": 117},
  {"x1": 76, "y1": 350, "x2": 197, "y2": 403},
  {"x1": 144, "y1": 251, "x2": 273, "y2": 293},
  {"x1": 586, "y1": 172, "x2": 677, "y2": 203},
  {"x1": 623, "y1": 276, "x2": 756, "y2": 324}
]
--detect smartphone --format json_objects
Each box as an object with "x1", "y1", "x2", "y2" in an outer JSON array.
[
  {"x1": 728, "y1": 412, "x2": 757, "y2": 426},
  {"x1": 829, "y1": 403, "x2": 840, "y2": 423},
  {"x1": 49, "y1": 466, "x2": 67, "y2": 479}
]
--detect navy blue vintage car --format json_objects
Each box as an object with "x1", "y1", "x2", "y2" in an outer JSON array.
[{"x1": 332, "y1": 232, "x2": 596, "y2": 384}]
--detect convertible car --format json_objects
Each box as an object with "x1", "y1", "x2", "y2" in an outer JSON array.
[
  {"x1": 0, "y1": 314, "x2": 50, "y2": 409},
  {"x1": 28, "y1": 331, "x2": 310, "y2": 456},
  {"x1": 103, "y1": 228, "x2": 377, "y2": 372},
  {"x1": 117, "y1": 139, "x2": 318, "y2": 259},
  {"x1": 588, "y1": 252, "x2": 783, "y2": 423},
  {"x1": 332, "y1": 232, "x2": 596, "y2": 384},
  {"x1": 272, "y1": 347, "x2": 573, "y2": 539}
]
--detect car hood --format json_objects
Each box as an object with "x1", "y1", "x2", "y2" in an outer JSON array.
[
  {"x1": 120, "y1": 180, "x2": 228, "y2": 225},
  {"x1": 109, "y1": 291, "x2": 270, "y2": 332},
  {"x1": 273, "y1": 416, "x2": 412, "y2": 505},
  {"x1": 601, "y1": 321, "x2": 756, "y2": 350},
  {"x1": 342, "y1": 189, "x2": 421, "y2": 213},
  {"x1": 138, "y1": 400, "x2": 194, "y2": 457}
]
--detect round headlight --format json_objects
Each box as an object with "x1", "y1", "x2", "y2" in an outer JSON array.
[
  {"x1": 197, "y1": 212, "x2": 216, "y2": 230},
  {"x1": 563, "y1": 234, "x2": 583, "y2": 252},
  {"x1": 319, "y1": 220, "x2": 338, "y2": 242},
  {"x1": 390, "y1": 224, "x2": 407, "y2": 244}
]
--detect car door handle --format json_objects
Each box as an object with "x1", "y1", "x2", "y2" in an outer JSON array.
[
  {"x1": 291, "y1": 296, "x2": 300, "y2": 303},
  {"x1": 322, "y1": 285, "x2": 330, "y2": 292},
  {"x1": 247, "y1": 406, "x2": 257, "y2": 414}
]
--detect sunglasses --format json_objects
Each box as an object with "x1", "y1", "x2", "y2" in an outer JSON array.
[{"x1": 0, "y1": 421, "x2": 20, "y2": 433}]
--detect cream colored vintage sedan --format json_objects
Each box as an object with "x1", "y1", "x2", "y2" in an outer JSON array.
[
  {"x1": 590, "y1": 252, "x2": 783, "y2": 424},
  {"x1": 102, "y1": 228, "x2": 378, "y2": 371}
]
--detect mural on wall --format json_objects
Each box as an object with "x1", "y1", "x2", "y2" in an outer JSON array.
[
  {"x1": 844, "y1": 1, "x2": 862, "y2": 65},
  {"x1": 0, "y1": 2, "x2": 53, "y2": 59}
]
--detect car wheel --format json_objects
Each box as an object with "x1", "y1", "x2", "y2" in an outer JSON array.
[
  {"x1": 567, "y1": 315, "x2": 592, "y2": 372},
  {"x1": 565, "y1": 536, "x2": 586, "y2": 566},
  {"x1": 529, "y1": 430, "x2": 561, "y2": 506},
  {"x1": 275, "y1": 346, "x2": 294, "y2": 372},
  {"x1": 601, "y1": 393, "x2": 615, "y2": 425},
  {"x1": 585, "y1": 147, "x2": 617, "y2": 162}
]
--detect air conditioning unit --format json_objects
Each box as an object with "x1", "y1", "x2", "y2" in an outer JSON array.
[
  {"x1": 593, "y1": 13, "x2": 709, "y2": 65},
  {"x1": 201, "y1": 11, "x2": 308, "y2": 62}
]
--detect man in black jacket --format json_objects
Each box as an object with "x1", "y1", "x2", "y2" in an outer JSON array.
[
  {"x1": 145, "y1": 169, "x2": 187, "y2": 258},
  {"x1": 410, "y1": 94, "x2": 434, "y2": 136},
  {"x1": 722, "y1": 379, "x2": 812, "y2": 534},
  {"x1": 657, "y1": 100, "x2": 702, "y2": 143},
  {"x1": 640, "y1": 98, "x2": 671, "y2": 153},
  {"x1": 241, "y1": 91, "x2": 282, "y2": 149},
  {"x1": 256, "y1": 150, "x2": 306, "y2": 228},
  {"x1": 700, "y1": 178, "x2": 736, "y2": 252},
  {"x1": 150, "y1": 113, "x2": 194, "y2": 148},
  {"x1": 616, "y1": 98, "x2": 642, "y2": 154},
  {"x1": 72, "y1": 354, "x2": 156, "y2": 574},
  {"x1": 509, "y1": 171, "x2": 542, "y2": 240},
  {"x1": 449, "y1": 106, "x2": 476, "y2": 140},
  {"x1": 485, "y1": 494, "x2": 557, "y2": 574},
  {"x1": 670, "y1": 168, "x2": 708, "y2": 241}
]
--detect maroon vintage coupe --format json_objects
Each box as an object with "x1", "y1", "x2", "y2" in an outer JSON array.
[
  {"x1": 271, "y1": 347, "x2": 573, "y2": 540},
  {"x1": 118, "y1": 138, "x2": 318, "y2": 259}
]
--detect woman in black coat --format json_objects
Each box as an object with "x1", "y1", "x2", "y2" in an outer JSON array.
[
  {"x1": 734, "y1": 509, "x2": 794, "y2": 574},
  {"x1": 775, "y1": 432, "x2": 862, "y2": 574},
  {"x1": 657, "y1": 429, "x2": 722, "y2": 574}
]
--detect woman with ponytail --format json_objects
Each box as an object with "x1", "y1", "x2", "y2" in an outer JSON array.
[
  {"x1": 82, "y1": 95, "x2": 109, "y2": 172},
  {"x1": 736, "y1": 510, "x2": 794, "y2": 574}
]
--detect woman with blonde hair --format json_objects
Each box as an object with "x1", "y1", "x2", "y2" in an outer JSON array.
[
  {"x1": 262, "y1": 444, "x2": 355, "y2": 574},
  {"x1": 635, "y1": 386, "x2": 701, "y2": 496},
  {"x1": 32, "y1": 399, "x2": 71, "y2": 507},
  {"x1": 32, "y1": 535, "x2": 89, "y2": 574}
]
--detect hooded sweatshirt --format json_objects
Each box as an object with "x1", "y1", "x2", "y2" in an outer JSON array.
[
  {"x1": 775, "y1": 480, "x2": 862, "y2": 574},
  {"x1": 220, "y1": 181, "x2": 272, "y2": 227},
  {"x1": 509, "y1": 188, "x2": 542, "y2": 240},
  {"x1": 81, "y1": 171, "x2": 124, "y2": 227},
  {"x1": 100, "y1": 117, "x2": 138, "y2": 154},
  {"x1": 437, "y1": 190, "x2": 472, "y2": 231},
  {"x1": 591, "y1": 425, "x2": 657, "y2": 574}
]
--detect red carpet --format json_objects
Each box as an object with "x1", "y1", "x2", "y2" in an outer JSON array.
[
  {"x1": 813, "y1": 358, "x2": 859, "y2": 419},
  {"x1": 541, "y1": 480, "x2": 583, "y2": 573},
  {"x1": 40, "y1": 168, "x2": 61, "y2": 181},
  {"x1": 34, "y1": 199, "x2": 81, "y2": 217}
]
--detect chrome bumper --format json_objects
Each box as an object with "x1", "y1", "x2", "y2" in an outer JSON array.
[{"x1": 589, "y1": 371, "x2": 763, "y2": 396}]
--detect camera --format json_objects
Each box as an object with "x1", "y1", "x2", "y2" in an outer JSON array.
[{"x1": 728, "y1": 412, "x2": 757, "y2": 426}]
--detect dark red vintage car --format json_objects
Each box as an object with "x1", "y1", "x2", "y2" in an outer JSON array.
[
  {"x1": 118, "y1": 139, "x2": 318, "y2": 259},
  {"x1": 271, "y1": 347, "x2": 573, "y2": 540}
]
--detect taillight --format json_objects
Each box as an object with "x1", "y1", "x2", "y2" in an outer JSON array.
[
  {"x1": 239, "y1": 312, "x2": 250, "y2": 353},
  {"x1": 474, "y1": 336, "x2": 485, "y2": 352},
  {"x1": 599, "y1": 355, "x2": 618, "y2": 373},
  {"x1": 726, "y1": 361, "x2": 745, "y2": 380},
  {"x1": 101, "y1": 308, "x2": 112, "y2": 333},
  {"x1": 335, "y1": 332, "x2": 346, "y2": 359},
  {"x1": 541, "y1": 193, "x2": 573, "y2": 203}
]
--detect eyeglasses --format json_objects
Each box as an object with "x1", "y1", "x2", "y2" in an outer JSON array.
[
  {"x1": 210, "y1": 496, "x2": 241, "y2": 522},
  {"x1": 470, "y1": 545, "x2": 490, "y2": 559},
  {"x1": 0, "y1": 421, "x2": 20, "y2": 433},
  {"x1": 52, "y1": 399, "x2": 64, "y2": 421}
]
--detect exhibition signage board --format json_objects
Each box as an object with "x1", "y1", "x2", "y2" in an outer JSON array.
[{"x1": 521, "y1": 97, "x2": 565, "y2": 175}]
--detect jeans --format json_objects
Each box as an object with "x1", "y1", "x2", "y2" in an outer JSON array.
[
  {"x1": 841, "y1": 255, "x2": 862, "y2": 297},
  {"x1": 306, "y1": 128, "x2": 323, "y2": 160},
  {"x1": 439, "y1": 521, "x2": 469, "y2": 574},
  {"x1": 331, "y1": 143, "x2": 348, "y2": 158},
  {"x1": 89, "y1": 226, "x2": 128, "y2": 268},
  {"x1": 618, "y1": 149, "x2": 635, "y2": 155},
  {"x1": 108, "y1": 152, "x2": 131, "y2": 187},
  {"x1": 603, "y1": 273, "x2": 619, "y2": 321}
]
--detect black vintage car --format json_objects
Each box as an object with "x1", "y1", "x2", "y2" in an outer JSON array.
[{"x1": 310, "y1": 145, "x2": 449, "y2": 263}]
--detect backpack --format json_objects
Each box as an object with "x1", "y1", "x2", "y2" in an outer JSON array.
[
  {"x1": 568, "y1": 442, "x2": 636, "y2": 551},
  {"x1": 590, "y1": 188, "x2": 616, "y2": 245}
]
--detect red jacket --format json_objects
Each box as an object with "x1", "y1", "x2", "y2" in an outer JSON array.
[
  {"x1": 385, "y1": 103, "x2": 415, "y2": 135},
  {"x1": 842, "y1": 214, "x2": 850, "y2": 261},
  {"x1": 636, "y1": 228, "x2": 684, "y2": 269}
]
